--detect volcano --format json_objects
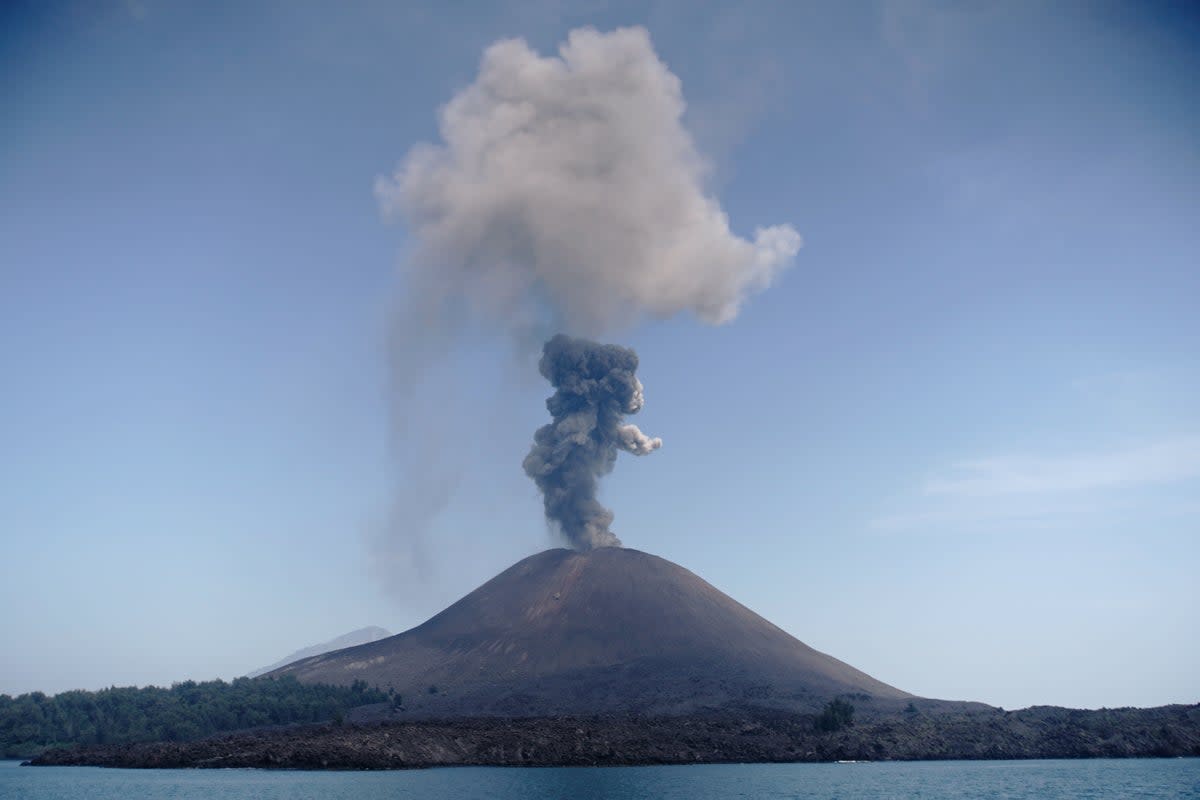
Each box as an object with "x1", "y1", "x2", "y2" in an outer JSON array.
[{"x1": 271, "y1": 548, "x2": 914, "y2": 716}]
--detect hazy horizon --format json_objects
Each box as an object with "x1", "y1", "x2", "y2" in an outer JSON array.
[{"x1": 2, "y1": 1, "x2": 1197, "y2": 711}]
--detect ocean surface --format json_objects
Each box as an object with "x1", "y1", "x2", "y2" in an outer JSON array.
[{"x1": 2, "y1": 758, "x2": 1197, "y2": 798}]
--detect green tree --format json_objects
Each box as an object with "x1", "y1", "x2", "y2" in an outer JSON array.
[
  {"x1": 816, "y1": 698, "x2": 855, "y2": 732},
  {"x1": 0, "y1": 676, "x2": 388, "y2": 758}
]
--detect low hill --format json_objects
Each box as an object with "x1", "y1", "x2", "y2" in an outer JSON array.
[{"x1": 247, "y1": 627, "x2": 392, "y2": 678}]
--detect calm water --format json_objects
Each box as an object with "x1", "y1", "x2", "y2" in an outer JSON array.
[{"x1": 2, "y1": 758, "x2": 1197, "y2": 799}]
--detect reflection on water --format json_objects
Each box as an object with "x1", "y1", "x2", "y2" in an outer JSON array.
[{"x1": 1, "y1": 757, "x2": 1198, "y2": 800}]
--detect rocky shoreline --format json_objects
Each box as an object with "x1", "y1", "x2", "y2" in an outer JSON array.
[{"x1": 27, "y1": 704, "x2": 1200, "y2": 769}]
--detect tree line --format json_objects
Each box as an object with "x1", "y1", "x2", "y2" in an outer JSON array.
[{"x1": 0, "y1": 676, "x2": 386, "y2": 758}]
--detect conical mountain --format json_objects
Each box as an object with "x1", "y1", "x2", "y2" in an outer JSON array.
[{"x1": 272, "y1": 548, "x2": 913, "y2": 716}]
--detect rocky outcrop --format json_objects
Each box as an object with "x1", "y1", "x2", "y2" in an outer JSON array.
[{"x1": 29, "y1": 704, "x2": 1200, "y2": 769}]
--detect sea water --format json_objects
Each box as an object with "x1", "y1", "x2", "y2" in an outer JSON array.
[{"x1": 2, "y1": 757, "x2": 1197, "y2": 799}]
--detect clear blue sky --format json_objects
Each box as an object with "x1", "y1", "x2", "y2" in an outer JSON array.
[{"x1": 1, "y1": 1, "x2": 1197, "y2": 710}]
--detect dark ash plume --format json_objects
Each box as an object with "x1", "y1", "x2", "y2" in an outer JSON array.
[
  {"x1": 523, "y1": 335, "x2": 662, "y2": 550},
  {"x1": 370, "y1": 27, "x2": 799, "y2": 574}
]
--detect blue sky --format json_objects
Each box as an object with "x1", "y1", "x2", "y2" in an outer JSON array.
[{"x1": 1, "y1": 1, "x2": 1197, "y2": 710}]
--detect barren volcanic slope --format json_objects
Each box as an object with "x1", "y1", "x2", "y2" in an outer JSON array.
[{"x1": 273, "y1": 548, "x2": 914, "y2": 716}]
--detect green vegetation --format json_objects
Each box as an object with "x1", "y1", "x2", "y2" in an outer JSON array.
[
  {"x1": 0, "y1": 676, "x2": 386, "y2": 758},
  {"x1": 816, "y1": 698, "x2": 855, "y2": 732}
]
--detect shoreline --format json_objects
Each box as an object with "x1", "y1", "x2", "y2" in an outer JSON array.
[{"x1": 27, "y1": 705, "x2": 1200, "y2": 770}]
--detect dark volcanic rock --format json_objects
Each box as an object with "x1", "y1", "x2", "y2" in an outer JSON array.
[
  {"x1": 29, "y1": 705, "x2": 1200, "y2": 769},
  {"x1": 270, "y1": 548, "x2": 919, "y2": 716}
]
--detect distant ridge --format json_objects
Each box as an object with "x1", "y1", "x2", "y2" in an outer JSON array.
[
  {"x1": 248, "y1": 626, "x2": 391, "y2": 678},
  {"x1": 272, "y1": 548, "x2": 919, "y2": 716}
]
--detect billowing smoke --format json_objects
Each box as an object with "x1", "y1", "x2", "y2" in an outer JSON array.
[
  {"x1": 376, "y1": 27, "x2": 800, "y2": 559},
  {"x1": 376, "y1": 26, "x2": 801, "y2": 341},
  {"x1": 523, "y1": 335, "x2": 661, "y2": 550}
]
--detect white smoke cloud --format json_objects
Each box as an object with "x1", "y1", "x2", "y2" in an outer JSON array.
[
  {"x1": 376, "y1": 26, "x2": 801, "y2": 339},
  {"x1": 618, "y1": 424, "x2": 663, "y2": 456}
]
